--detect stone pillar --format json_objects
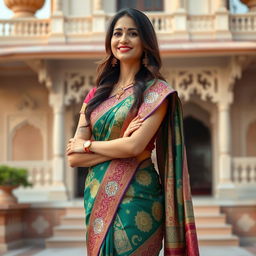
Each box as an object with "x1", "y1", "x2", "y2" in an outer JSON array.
[
  {"x1": 49, "y1": 0, "x2": 65, "y2": 43},
  {"x1": 217, "y1": 0, "x2": 227, "y2": 10},
  {"x1": 49, "y1": 88, "x2": 68, "y2": 200},
  {"x1": 216, "y1": 95, "x2": 235, "y2": 198},
  {"x1": 218, "y1": 102, "x2": 232, "y2": 183},
  {"x1": 172, "y1": 0, "x2": 189, "y2": 40},
  {"x1": 52, "y1": 0, "x2": 63, "y2": 15},
  {"x1": 92, "y1": 0, "x2": 105, "y2": 33},
  {"x1": 215, "y1": 0, "x2": 231, "y2": 40}
]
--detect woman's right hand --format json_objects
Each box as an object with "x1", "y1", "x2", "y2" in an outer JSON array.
[{"x1": 123, "y1": 115, "x2": 143, "y2": 137}]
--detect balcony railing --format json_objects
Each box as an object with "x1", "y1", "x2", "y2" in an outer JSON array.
[
  {"x1": 232, "y1": 157, "x2": 256, "y2": 185},
  {"x1": 0, "y1": 18, "x2": 50, "y2": 37},
  {"x1": 2, "y1": 161, "x2": 53, "y2": 187},
  {"x1": 0, "y1": 12, "x2": 256, "y2": 44}
]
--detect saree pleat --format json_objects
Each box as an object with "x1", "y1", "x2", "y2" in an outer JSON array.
[{"x1": 84, "y1": 80, "x2": 199, "y2": 256}]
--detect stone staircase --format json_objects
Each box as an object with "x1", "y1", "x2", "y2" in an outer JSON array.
[
  {"x1": 194, "y1": 204, "x2": 239, "y2": 246},
  {"x1": 46, "y1": 203, "x2": 239, "y2": 248}
]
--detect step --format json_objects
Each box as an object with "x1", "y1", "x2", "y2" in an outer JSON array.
[
  {"x1": 46, "y1": 237, "x2": 85, "y2": 248},
  {"x1": 198, "y1": 235, "x2": 239, "y2": 246},
  {"x1": 193, "y1": 205, "x2": 220, "y2": 215},
  {"x1": 54, "y1": 225, "x2": 85, "y2": 237},
  {"x1": 196, "y1": 224, "x2": 232, "y2": 235},
  {"x1": 195, "y1": 213, "x2": 226, "y2": 225},
  {"x1": 61, "y1": 215, "x2": 85, "y2": 225},
  {"x1": 66, "y1": 206, "x2": 85, "y2": 216}
]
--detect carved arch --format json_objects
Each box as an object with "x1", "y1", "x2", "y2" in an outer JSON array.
[
  {"x1": 8, "y1": 114, "x2": 47, "y2": 161},
  {"x1": 12, "y1": 123, "x2": 43, "y2": 161}
]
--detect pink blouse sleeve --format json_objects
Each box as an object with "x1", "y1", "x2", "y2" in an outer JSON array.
[
  {"x1": 80, "y1": 87, "x2": 97, "y2": 114},
  {"x1": 84, "y1": 87, "x2": 97, "y2": 103}
]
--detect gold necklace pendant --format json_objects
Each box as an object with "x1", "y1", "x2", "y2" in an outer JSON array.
[
  {"x1": 115, "y1": 82, "x2": 134, "y2": 99},
  {"x1": 115, "y1": 87, "x2": 125, "y2": 99}
]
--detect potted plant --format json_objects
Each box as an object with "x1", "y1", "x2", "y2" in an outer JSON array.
[{"x1": 0, "y1": 165, "x2": 32, "y2": 205}]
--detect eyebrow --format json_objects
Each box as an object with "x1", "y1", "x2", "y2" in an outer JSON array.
[{"x1": 114, "y1": 28, "x2": 138, "y2": 31}]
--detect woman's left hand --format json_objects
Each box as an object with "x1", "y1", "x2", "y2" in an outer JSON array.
[{"x1": 66, "y1": 138, "x2": 85, "y2": 155}]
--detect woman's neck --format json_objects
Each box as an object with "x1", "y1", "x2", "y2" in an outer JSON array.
[{"x1": 117, "y1": 61, "x2": 140, "y2": 86}]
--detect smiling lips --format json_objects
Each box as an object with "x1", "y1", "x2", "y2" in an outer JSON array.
[{"x1": 118, "y1": 46, "x2": 132, "y2": 53}]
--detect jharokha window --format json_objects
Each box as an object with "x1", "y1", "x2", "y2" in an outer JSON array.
[{"x1": 117, "y1": 0, "x2": 163, "y2": 12}]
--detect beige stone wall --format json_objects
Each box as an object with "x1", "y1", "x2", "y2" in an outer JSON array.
[
  {"x1": 232, "y1": 69, "x2": 256, "y2": 157},
  {"x1": 0, "y1": 74, "x2": 52, "y2": 161}
]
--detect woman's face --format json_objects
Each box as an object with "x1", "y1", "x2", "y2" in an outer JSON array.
[{"x1": 111, "y1": 15, "x2": 143, "y2": 65}]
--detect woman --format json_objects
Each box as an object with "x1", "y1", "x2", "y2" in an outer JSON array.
[{"x1": 67, "y1": 8, "x2": 199, "y2": 256}]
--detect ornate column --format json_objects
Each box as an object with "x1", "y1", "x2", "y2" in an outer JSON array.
[
  {"x1": 217, "y1": 102, "x2": 232, "y2": 184},
  {"x1": 215, "y1": 58, "x2": 242, "y2": 198},
  {"x1": 49, "y1": 0, "x2": 65, "y2": 43},
  {"x1": 48, "y1": 74, "x2": 68, "y2": 200},
  {"x1": 52, "y1": 0, "x2": 63, "y2": 15},
  {"x1": 172, "y1": 0, "x2": 189, "y2": 40},
  {"x1": 92, "y1": 0, "x2": 105, "y2": 33},
  {"x1": 215, "y1": 0, "x2": 231, "y2": 40},
  {"x1": 93, "y1": 0, "x2": 104, "y2": 13},
  {"x1": 217, "y1": 0, "x2": 227, "y2": 10}
]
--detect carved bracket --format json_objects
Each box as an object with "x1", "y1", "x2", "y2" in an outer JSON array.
[
  {"x1": 25, "y1": 59, "x2": 53, "y2": 90},
  {"x1": 64, "y1": 72, "x2": 95, "y2": 106},
  {"x1": 169, "y1": 68, "x2": 219, "y2": 103}
]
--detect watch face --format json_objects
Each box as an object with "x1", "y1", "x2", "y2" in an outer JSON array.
[{"x1": 84, "y1": 141, "x2": 91, "y2": 148}]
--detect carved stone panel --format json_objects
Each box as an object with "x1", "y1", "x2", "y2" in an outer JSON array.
[{"x1": 64, "y1": 72, "x2": 94, "y2": 106}]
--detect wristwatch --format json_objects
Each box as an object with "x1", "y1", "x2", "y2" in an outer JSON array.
[{"x1": 83, "y1": 140, "x2": 92, "y2": 153}]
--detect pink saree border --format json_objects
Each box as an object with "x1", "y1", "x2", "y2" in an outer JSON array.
[
  {"x1": 138, "y1": 81, "x2": 175, "y2": 120},
  {"x1": 130, "y1": 225, "x2": 163, "y2": 256},
  {"x1": 90, "y1": 86, "x2": 134, "y2": 127},
  {"x1": 87, "y1": 158, "x2": 139, "y2": 256}
]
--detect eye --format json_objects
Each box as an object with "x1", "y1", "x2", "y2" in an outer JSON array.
[
  {"x1": 113, "y1": 31, "x2": 122, "y2": 37},
  {"x1": 129, "y1": 31, "x2": 138, "y2": 37}
]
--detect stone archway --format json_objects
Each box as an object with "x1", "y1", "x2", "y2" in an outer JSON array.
[{"x1": 184, "y1": 116, "x2": 212, "y2": 195}]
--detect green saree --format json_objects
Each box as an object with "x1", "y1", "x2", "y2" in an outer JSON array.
[{"x1": 83, "y1": 80, "x2": 199, "y2": 256}]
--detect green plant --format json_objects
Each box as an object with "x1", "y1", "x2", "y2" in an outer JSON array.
[{"x1": 0, "y1": 165, "x2": 32, "y2": 187}]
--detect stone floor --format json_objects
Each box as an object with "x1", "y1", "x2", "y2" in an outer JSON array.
[{"x1": 1, "y1": 246, "x2": 255, "y2": 256}]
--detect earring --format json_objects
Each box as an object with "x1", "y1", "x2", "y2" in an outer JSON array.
[
  {"x1": 111, "y1": 57, "x2": 118, "y2": 67},
  {"x1": 142, "y1": 52, "x2": 149, "y2": 68}
]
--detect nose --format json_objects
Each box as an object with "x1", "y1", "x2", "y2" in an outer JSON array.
[{"x1": 120, "y1": 32, "x2": 128, "y2": 44}]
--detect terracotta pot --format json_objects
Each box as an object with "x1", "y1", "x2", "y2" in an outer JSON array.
[
  {"x1": 0, "y1": 185, "x2": 19, "y2": 205},
  {"x1": 240, "y1": 0, "x2": 256, "y2": 11},
  {"x1": 3, "y1": 0, "x2": 45, "y2": 18}
]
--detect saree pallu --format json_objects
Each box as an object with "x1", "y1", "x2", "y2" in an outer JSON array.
[{"x1": 83, "y1": 80, "x2": 199, "y2": 256}]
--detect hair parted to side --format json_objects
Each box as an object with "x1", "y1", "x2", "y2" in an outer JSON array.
[{"x1": 85, "y1": 8, "x2": 166, "y2": 124}]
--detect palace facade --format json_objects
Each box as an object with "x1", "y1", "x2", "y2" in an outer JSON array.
[{"x1": 0, "y1": 0, "x2": 256, "y2": 252}]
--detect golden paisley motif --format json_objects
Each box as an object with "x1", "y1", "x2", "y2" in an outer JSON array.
[
  {"x1": 90, "y1": 179, "x2": 100, "y2": 198},
  {"x1": 122, "y1": 185, "x2": 135, "y2": 204},
  {"x1": 152, "y1": 202, "x2": 163, "y2": 222},
  {"x1": 131, "y1": 235, "x2": 142, "y2": 246},
  {"x1": 85, "y1": 169, "x2": 94, "y2": 187},
  {"x1": 135, "y1": 170, "x2": 152, "y2": 186},
  {"x1": 135, "y1": 211, "x2": 153, "y2": 232}
]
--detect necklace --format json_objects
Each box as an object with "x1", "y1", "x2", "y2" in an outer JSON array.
[{"x1": 114, "y1": 82, "x2": 134, "y2": 99}]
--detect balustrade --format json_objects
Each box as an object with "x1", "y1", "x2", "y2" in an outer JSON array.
[
  {"x1": 232, "y1": 157, "x2": 256, "y2": 184},
  {"x1": 188, "y1": 15, "x2": 215, "y2": 31},
  {"x1": 0, "y1": 19, "x2": 50, "y2": 37},
  {"x1": 148, "y1": 13, "x2": 173, "y2": 32},
  {"x1": 230, "y1": 13, "x2": 256, "y2": 32},
  {"x1": 2, "y1": 161, "x2": 53, "y2": 187},
  {"x1": 0, "y1": 13, "x2": 256, "y2": 43},
  {"x1": 65, "y1": 17, "x2": 92, "y2": 35}
]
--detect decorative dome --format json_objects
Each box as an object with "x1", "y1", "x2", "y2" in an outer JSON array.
[
  {"x1": 4, "y1": 0, "x2": 45, "y2": 18},
  {"x1": 240, "y1": 0, "x2": 256, "y2": 11}
]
